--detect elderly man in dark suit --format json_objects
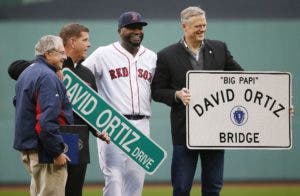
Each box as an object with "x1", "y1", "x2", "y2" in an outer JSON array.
[{"x1": 151, "y1": 6, "x2": 243, "y2": 196}]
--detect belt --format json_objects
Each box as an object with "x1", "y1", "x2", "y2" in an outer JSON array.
[{"x1": 123, "y1": 115, "x2": 150, "y2": 120}]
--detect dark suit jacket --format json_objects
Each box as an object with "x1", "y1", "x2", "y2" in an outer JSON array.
[{"x1": 151, "y1": 39, "x2": 243, "y2": 145}]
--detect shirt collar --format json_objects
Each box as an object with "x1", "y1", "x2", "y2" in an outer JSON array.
[
  {"x1": 180, "y1": 38, "x2": 204, "y2": 60},
  {"x1": 35, "y1": 55, "x2": 57, "y2": 72},
  {"x1": 181, "y1": 37, "x2": 204, "y2": 52},
  {"x1": 63, "y1": 57, "x2": 83, "y2": 69},
  {"x1": 114, "y1": 41, "x2": 146, "y2": 60}
]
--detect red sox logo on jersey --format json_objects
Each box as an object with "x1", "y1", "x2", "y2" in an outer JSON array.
[{"x1": 109, "y1": 67, "x2": 152, "y2": 82}]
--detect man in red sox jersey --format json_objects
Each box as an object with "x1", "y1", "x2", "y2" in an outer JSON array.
[{"x1": 82, "y1": 11, "x2": 156, "y2": 196}]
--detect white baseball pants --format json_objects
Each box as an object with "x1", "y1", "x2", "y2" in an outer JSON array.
[{"x1": 97, "y1": 118, "x2": 150, "y2": 196}]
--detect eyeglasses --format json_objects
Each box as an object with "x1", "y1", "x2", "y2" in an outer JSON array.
[{"x1": 48, "y1": 49, "x2": 66, "y2": 56}]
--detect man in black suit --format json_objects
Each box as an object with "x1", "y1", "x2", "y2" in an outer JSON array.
[{"x1": 151, "y1": 6, "x2": 243, "y2": 196}]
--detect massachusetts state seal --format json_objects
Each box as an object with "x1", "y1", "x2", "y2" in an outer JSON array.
[{"x1": 230, "y1": 106, "x2": 248, "y2": 126}]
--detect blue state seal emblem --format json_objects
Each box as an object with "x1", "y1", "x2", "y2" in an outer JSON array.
[{"x1": 230, "y1": 106, "x2": 248, "y2": 126}]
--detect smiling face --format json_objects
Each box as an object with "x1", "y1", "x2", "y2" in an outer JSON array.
[
  {"x1": 45, "y1": 44, "x2": 67, "y2": 70},
  {"x1": 183, "y1": 14, "x2": 207, "y2": 44},
  {"x1": 119, "y1": 23, "x2": 144, "y2": 48}
]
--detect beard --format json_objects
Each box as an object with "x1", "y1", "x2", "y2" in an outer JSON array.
[{"x1": 123, "y1": 33, "x2": 144, "y2": 47}]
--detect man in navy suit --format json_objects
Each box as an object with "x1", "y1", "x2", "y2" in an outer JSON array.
[{"x1": 151, "y1": 6, "x2": 243, "y2": 196}]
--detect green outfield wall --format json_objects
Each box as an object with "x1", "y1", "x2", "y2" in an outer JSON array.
[{"x1": 0, "y1": 19, "x2": 299, "y2": 183}]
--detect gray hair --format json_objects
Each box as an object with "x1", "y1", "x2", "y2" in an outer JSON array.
[
  {"x1": 180, "y1": 6, "x2": 206, "y2": 24},
  {"x1": 34, "y1": 35, "x2": 63, "y2": 56}
]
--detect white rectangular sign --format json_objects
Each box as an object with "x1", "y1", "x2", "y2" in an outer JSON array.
[{"x1": 186, "y1": 71, "x2": 292, "y2": 149}]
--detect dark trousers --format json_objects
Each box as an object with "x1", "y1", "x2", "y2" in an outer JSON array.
[
  {"x1": 65, "y1": 164, "x2": 87, "y2": 196},
  {"x1": 171, "y1": 145, "x2": 224, "y2": 196}
]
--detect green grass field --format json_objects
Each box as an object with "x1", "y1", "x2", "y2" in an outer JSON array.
[{"x1": 1, "y1": 184, "x2": 300, "y2": 196}]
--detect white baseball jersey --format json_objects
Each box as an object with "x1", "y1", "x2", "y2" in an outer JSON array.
[
  {"x1": 83, "y1": 41, "x2": 156, "y2": 196},
  {"x1": 82, "y1": 41, "x2": 157, "y2": 116}
]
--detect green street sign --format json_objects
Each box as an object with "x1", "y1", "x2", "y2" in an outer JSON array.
[{"x1": 62, "y1": 68, "x2": 167, "y2": 174}]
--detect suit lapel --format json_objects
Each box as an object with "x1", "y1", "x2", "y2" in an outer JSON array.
[
  {"x1": 177, "y1": 43, "x2": 194, "y2": 70},
  {"x1": 203, "y1": 41, "x2": 214, "y2": 70}
]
